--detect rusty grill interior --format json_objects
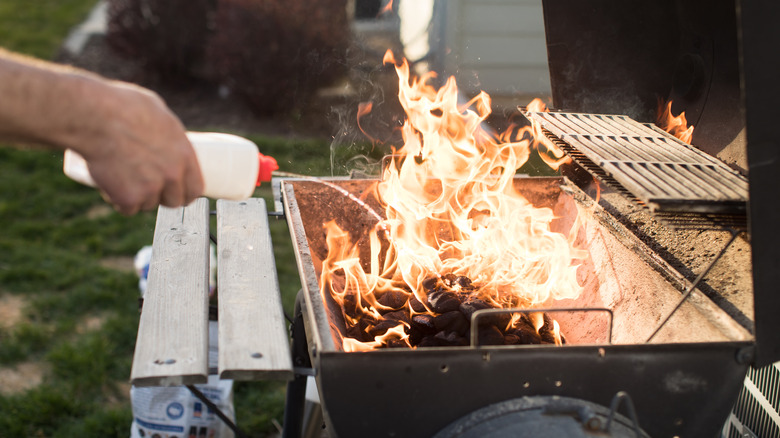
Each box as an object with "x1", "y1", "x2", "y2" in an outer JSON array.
[{"x1": 283, "y1": 177, "x2": 749, "y2": 348}]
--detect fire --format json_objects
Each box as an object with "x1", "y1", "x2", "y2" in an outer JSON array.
[
  {"x1": 320, "y1": 50, "x2": 587, "y2": 350},
  {"x1": 525, "y1": 99, "x2": 571, "y2": 170},
  {"x1": 379, "y1": 0, "x2": 394, "y2": 16},
  {"x1": 657, "y1": 100, "x2": 694, "y2": 144}
]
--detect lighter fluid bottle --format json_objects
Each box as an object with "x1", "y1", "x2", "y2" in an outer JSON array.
[{"x1": 63, "y1": 132, "x2": 278, "y2": 200}]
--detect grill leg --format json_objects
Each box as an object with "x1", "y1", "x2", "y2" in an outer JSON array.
[{"x1": 283, "y1": 291, "x2": 313, "y2": 438}]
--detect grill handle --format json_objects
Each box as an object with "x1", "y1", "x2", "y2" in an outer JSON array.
[{"x1": 469, "y1": 307, "x2": 614, "y2": 348}]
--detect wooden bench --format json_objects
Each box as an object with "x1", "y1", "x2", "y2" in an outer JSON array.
[{"x1": 130, "y1": 198, "x2": 293, "y2": 387}]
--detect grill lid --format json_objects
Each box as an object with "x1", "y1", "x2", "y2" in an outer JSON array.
[{"x1": 525, "y1": 111, "x2": 748, "y2": 214}]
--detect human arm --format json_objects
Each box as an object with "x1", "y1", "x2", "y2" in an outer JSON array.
[{"x1": 0, "y1": 48, "x2": 203, "y2": 215}]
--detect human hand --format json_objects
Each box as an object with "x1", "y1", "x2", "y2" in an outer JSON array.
[
  {"x1": 0, "y1": 49, "x2": 204, "y2": 214},
  {"x1": 71, "y1": 80, "x2": 204, "y2": 215}
]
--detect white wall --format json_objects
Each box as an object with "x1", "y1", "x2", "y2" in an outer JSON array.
[{"x1": 429, "y1": 0, "x2": 551, "y2": 100}]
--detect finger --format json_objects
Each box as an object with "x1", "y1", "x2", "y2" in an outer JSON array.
[
  {"x1": 101, "y1": 189, "x2": 139, "y2": 216},
  {"x1": 183, "y1": 171, "x2": 204, "y2": 205},
  {"x1": 182, "y1": 149, "x2": 204, "y2": 204},
  {"x1": 140, "y1": 192, "x2": 162, "y2": 212},
  {"x1": 159, "y1": 178, "x2": 186, "y2": 208}
]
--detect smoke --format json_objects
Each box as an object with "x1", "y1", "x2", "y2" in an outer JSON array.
[{"x1": 326, "y1": 47, "x2": 406, "y2": 177}]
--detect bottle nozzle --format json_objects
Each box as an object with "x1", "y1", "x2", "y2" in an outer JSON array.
[{"x1": 257, "y1": 153, "x2": 278, "y2": 186}]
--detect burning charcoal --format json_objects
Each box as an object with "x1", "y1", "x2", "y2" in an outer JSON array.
[
  {"x1": 417, "y1": 336, "x2": 438, "y2": 348},
  {"x1": 368, "y1": 319, "x2": 403, "y2": 338},
  {"x1": 427, "y1": 289, "x2": 462, "y2": 313},
  {"x1": 422, "y1": 276, "x2": 440, "y2": 291},
  {"x1": 442, "y1": 274, "x2": 473, "y2": 290},
  {"x1": 434, "y1": 331, "x2": 468, "y2": 347},
  {"x1": 441, "y1": 273, "x2": 458, "y2": 286},
  {"x1": 515, "y1": 315, "x2": 535, "y2": 332},
  {"x1": 346, "y1": 325, "x2": 367, "y2": 342},
  {"x1": 385, "y1": 338, "x2": 409, "y2": 349},
  {"x1": 433, "y1": 311, "x2": 469, "y2": 336},
  {"x1": 376, "y1": 290, "x2": 409, "y2": 310},
  {"x1": 477, "y1": 325, "x2": 504, "y2": 345},
  {"x1": 537, "y1": 313, "x2": 559, "y2": 344},
  {"x1": 459, "y1": 297, "x2": 511, "y2": 329},
  {"x1": 410, "y1": 314, "x2": 436, "y2": 345},
  {"x1": 539, "y1": 331, "x2": 556, "y2": 344},
  {"x1": 459, "y1": 297, "x2": 490, "y2": 319},
  {"x1": 411, "y1": 314, "x2": 436, "y2": 332},
  {"x1": 477, "y1": 325, "x2": 506, "y2": 346},
  {"x1": 342, "y1": 292, "x2": 367, "y2": 319},
  {"x1": 503, "y1": 334, "x2": 521, "y2": 345},
  {"x1": 354, "y1": 315, "x2": 379, "y2": 342},
  {"x1": 383, "y1": 310, "x2": 411, "y2": 325},
  {"x1": 409, "y1": 295, "x2": 427, "y2": 313},
  {"x1": 510, "y1": 326, "x2": 542, "y2": 345}
]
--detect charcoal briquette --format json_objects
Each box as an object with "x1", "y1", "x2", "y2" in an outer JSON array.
[
  {"x1": 409, "y1": 295, "x2": 427, "y2": 313},
  {"x1": 433, "y1": 311, "x2": 469, "y2": 336},
  {"x1": 411, "y1": 314, "x2": 436, "y2": 332},
  {"x1": 477, "y1": 325, "x2": 506, "y2": 346},
  {"x1": 368, "y1": 319, "x2": 404, "y2": 338},
  {"x1": 376, "y1": 290, "x2": 409, "y2": 310},
  {"x1": 427, "y1": 290, "x2": 461, "y2": 313},
  {"x1": 383, "y1": 310, "x2": 410, "y2": 325},
  {"x1": 422, "y1": 276, "x2": 440, "y2": 291}
]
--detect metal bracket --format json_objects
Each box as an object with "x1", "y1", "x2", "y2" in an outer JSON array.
[
  {"x1": 603, "y1": 391, "x2": 643, "y2": 437},
  {"x1": 645, "y1": 229, "x2": 741, "y2": 343},
  {"x1": 186, "y1": 384, "x2": 249, "y2": 438}
]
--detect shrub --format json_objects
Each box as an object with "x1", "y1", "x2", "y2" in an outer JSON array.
[
  {"x1": 206, "y1": 0, "x2": 349, "y2": 114},
  {"x1": 105, "y1": 0, "x2": 215, "y2": 82}
]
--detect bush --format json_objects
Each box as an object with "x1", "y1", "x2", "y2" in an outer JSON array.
[
  {"x1": 207, "y1": 0, "x2": 349, "y2": 114},
  {"x1": 105, "y1": 0, "x2": 215, "y2": 82}
]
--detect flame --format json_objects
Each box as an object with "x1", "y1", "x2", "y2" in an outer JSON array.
[
  {"x1": 593, "y1": 176, "x2": 601, "y2": 204},
  {"x1": 379, "y1": 0, "x2": 394, "y2": 16},
  {"x1": 657, "y1": 101, "x2": 694, "y2": 144},
  {"x1": 525, "y1": 99, "x2": 571, "y2": 170},
  {"x1": 356, "y1": 102, "x2": 381, "y2": 144},
  {"x1": 320, "y1": 50, "x2": 587, "y2": 350}
]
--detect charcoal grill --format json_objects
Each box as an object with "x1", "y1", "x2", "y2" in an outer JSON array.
[
  {"x1": 276, "y1": 0, "x2": 780, "y2": 437},
  {"x1": 280, "y1": 175, "x2": 751, "y2": 438}
]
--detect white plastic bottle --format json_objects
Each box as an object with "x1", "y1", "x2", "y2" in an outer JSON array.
[{"x1": 63, "y1": 132, "x2": 277, "y2": 200}]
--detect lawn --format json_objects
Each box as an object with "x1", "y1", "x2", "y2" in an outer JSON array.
[{"x1": 0, "y1": 1, "x2": 382, "y2": 436}]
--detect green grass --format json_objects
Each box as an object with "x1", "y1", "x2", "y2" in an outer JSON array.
[
  {"x1": 0, "y1": 2, "x2": 365, "y2": 435},
  {"x1": 0, "y1": 0, "x2": 98, "y2": 58},
  {"x1": 0, "y1": 130, "x2": 379, "y2": 437}
]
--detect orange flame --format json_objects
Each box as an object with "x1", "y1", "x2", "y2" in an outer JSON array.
[
  {"x1": 356, "y1": 102, "x2": 381, "y2": 144},
  {"x1": 657, "y1": 101, "x2": 694, "y2": 144},
  {"x1": 525, "y1": 99, "x2": 571, "y2": 170},
  {"x1": 379, "y1": 0, "x2": 394, "y2": 16},
  {"x1": 320, "y1": 50, "x2": 587, "y2": 350}
]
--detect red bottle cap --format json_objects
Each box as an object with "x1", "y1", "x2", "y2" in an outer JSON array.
[{"x1": 257, "y1": 153, "x2": 279, "y2": 186}]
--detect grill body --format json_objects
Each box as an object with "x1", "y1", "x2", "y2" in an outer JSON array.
[{"x1": 282, "y1": 177, "x2": 751, "y2": 437}]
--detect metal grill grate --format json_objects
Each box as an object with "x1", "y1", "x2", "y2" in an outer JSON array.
[{"x1": 526, "y1": 112, "x2": 749, "y2": 215}]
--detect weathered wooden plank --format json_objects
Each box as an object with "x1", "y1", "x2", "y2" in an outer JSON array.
[
  {"x1": 131, "y1": 199, "x2": 210, "y2": 387},
  {"x1": 216, "y1": 199, "x2": 293, "y2": 381}
]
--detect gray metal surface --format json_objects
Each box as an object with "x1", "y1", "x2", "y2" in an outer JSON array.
[
  {"x1": 314, "y1": 343, "x2": 748, "y2": 438},
  {"x1": 433, "y1": 395, "x2": 649, "y2": 438},
  {"x1": 526, "y1": 111, "x2": 748, "y2": 214}
]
